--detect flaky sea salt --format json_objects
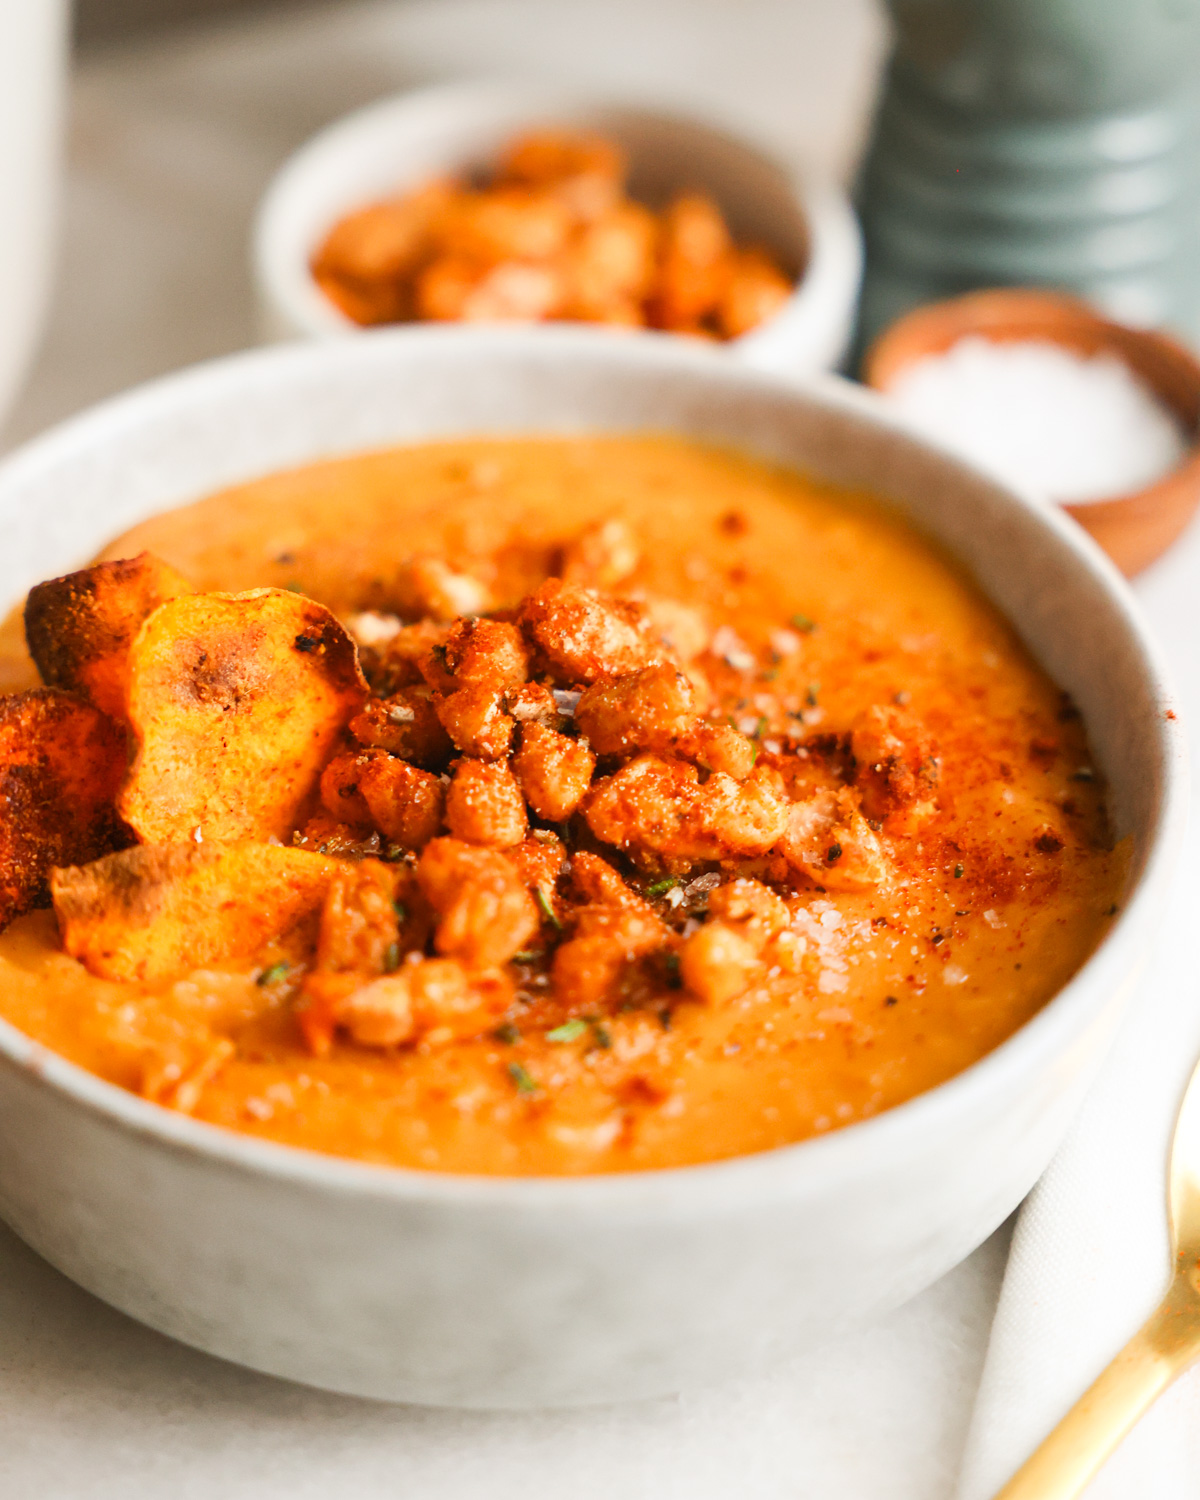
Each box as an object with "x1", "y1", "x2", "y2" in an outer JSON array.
[{"x1": 886, "y1": 335, "x2": 1187, "y2": 504}]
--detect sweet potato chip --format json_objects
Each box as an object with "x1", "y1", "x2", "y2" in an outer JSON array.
[
  {"x1": 119, "y1": 589, "x2": 367, "y2": 843},
  {"x1": 0, "y1": 688, "x2": 127, "y2": 928},
  {"x1": 52, "y1": 840, "x2": 339, "y2": 982},
  {"x1": 25, "y1": 552, "x2": 193, "y2": 720}
]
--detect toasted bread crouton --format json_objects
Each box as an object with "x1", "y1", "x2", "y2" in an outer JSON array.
[
  {"x1": 517, "y1": 580, "x2": 661, "y2": 684},
  {"x1": 25, "y1": 552, "x2": 193, "y2": 720},
  {"x1": 416, "y1": 836, "x2": 539, "y2": 967},
  {"x1": 52, "y1": 840, "x2": 338, "y2": 982},
  {"x1": 120, "y1": 590, "x2": 367, "y2": 843},
  {"x1": 0, "y1": 688, "x2": 127, "y2": 928}
]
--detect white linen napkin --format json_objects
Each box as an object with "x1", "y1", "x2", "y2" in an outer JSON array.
[{"x1": 956, "y1": 531, "x2": 1200, "y2": 1500}]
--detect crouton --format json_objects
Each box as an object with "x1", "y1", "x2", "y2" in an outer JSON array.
[
  {"x1": 517, "y1": 579, "x2": 660, "y2": 684},
  {"x1": 416, "y1": 836, "x2": 539, "y2": 967}
]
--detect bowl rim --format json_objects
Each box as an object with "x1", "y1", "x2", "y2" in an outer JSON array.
[
  {"x1": 250, "y1": 77, "x2": 861, "y2": 362},
  {"x1": 0, "y1": 323, "x2": 1185, "y2": 1210}
]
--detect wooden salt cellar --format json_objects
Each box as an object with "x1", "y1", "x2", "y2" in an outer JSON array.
[{"x1": 864, "y1": 288, "x2": 1200, "y2": 577}]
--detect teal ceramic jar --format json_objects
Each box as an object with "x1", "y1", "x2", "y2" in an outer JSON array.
[{"x1": 856, "y1": 0, "x2": 1200, "y2": 355}]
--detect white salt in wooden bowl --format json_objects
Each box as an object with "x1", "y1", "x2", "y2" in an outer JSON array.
[{"x1": 864, "y1": 288, "x2": 1200, "y2": 577}]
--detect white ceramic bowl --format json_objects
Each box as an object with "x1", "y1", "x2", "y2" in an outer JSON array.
[
  {"x1": 252, "y1": 81, "x2": 862, "y2": 378},
  {"x1": 0, "y1": 328, "x2": 1183, "y2": 1409}
]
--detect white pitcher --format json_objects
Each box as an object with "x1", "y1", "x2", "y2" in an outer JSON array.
[{"x1": 0, "y1": 0, "x2": 68, "y2": 431}]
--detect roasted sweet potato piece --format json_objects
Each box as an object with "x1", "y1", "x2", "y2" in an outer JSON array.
[
  {"x1": 0, "y1": 688, "x2": 128, "y2": 928},
  {"x1": 24, "y1": 552, "x2": 193, "y2": 721},
  {"x1": 51, "y1": 840, "x2": 338, "y2": 983},
  {"x1": 120, "y1": 590, "x2": 367, "y2": 843}
]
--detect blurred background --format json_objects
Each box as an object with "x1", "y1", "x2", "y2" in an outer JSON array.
[
  {"x1": 77, "y1": 0, "x2": 294, "y2": 43},
  {"x1": 76, "y1": 0, "x2": 297, "y2": 42},
  {"x1": 6, "y1": 0, "x2": 886, "y2": 446}
]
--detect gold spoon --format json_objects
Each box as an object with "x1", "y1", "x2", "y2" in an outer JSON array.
[{"x1": 993, "y1": 1054, "x2": 1200, "y2": 1498}]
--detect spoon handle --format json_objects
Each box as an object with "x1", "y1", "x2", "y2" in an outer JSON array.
[{"x1": 992, "y1": 1288, "x2": 1200, "y2": 1499}]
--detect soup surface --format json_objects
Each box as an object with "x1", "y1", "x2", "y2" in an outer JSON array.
[{"x1": 0, "y1": 435, "x2": 1125, "y2": 1173}]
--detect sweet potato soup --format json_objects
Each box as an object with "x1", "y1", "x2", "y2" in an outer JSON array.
[{"x1": 0, "y1": 435, "x2": 1125, "y2": 1174}]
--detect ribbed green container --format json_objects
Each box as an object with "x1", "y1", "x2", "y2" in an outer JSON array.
[{"x1": 855, "y1": 0, "x2": 1200, "y2": 356}]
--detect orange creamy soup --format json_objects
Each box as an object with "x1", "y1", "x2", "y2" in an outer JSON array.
[{"x1": 0, "y1": 435, "x2": 1125, "y2": 1174}]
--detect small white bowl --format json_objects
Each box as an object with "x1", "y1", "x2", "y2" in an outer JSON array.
[
  {"x1": 0, "y1": 328, "x2": 1183, "y2": 1409},
  {"x1": 252, "y1": 81, "x2": 862, "y2": 378}
]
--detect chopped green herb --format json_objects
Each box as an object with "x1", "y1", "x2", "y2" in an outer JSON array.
[
  {"x1": 547, "y1": 1018, "x2": 588, "y2": 1043},
  {"x1": 507, "y1": 1061, "x2": 538, "y2": 1094},
  {"x1": 805, "y1": 682, "x2": 820, "y2": 707},
  {"x1": 753, "y1": 716, "x2": 768, "y2": 739},
  {"x1": 790, "y1": 612, "x2": 816, "y2": 633},
  {"x1": 284, "y1": 580, "x2": 305, "y2": 594},
  {"x1": 590, "y1": 1021, "x2": 613, "y2": 1050},
  {"x1": 761, "y1": 667, "x2": 780, "y2": 682},
  {"x1": 647, "y1": 877, "x2": 679, "y2": 897},
  {"x1": 257, "y1": 961, "x2": 289, "y2": 986},
  {"x1": 382, "y1": 942, "x2": 400, "y2": 973},
  {"x1": 953, "y1": 863, "x2": 964, "y2": 879},
  {"x1": 393, "y1": 899, "x2": 408, "y2": 921},
  {"x1": 535, "y1": 886, "x2": 562, "y2": 929},
  {"x1": 493, "y1": 1022, "x2": 521, "y2": 1045},
  {"x1": 513, "y1": 949, "x2": 543, "y2": 964},
  {"x1": 885, "y1": 995, "x2": 899, "y2": 1007},
  {"x1": 662, "y1": 951, "x2": 682, "y2": 990},
  {"x1": 826, "y1": 842, "x2": 843, "y2": 863}
]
